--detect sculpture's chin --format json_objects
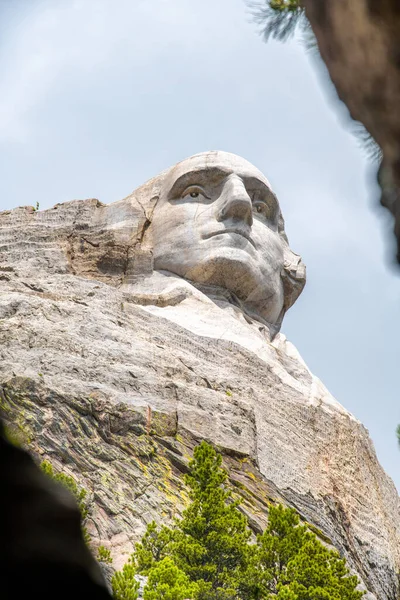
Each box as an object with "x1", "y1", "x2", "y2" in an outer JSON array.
[
  {"x1": 153, "y1": 246, "x2": 285, "y2": 325},
  {"x1": 182, "y1": 254, "x2": 283, "y2": 322}
]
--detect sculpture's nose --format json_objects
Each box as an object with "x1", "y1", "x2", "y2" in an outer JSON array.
[{"x1": 216, "y1": 175, "x2": 253, "y2": 227}]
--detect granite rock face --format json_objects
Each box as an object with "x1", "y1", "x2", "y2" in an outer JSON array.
[{"x1": 0, "y1": 153, "x2": 399, "y2": 599}]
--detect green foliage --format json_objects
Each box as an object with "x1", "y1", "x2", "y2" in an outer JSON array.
[
  {"x1": 143, "y1": 557, "x2": 199, "y2": 600},
  {"x1": 134, "y1": 521, "x2": 175, "y2": 574},
  {"x1": 134, "y1": 441, "x2": 250, "y2": 596},
  {"x1": 270, "y1": 0, "x2": 301, "y2": 11},
  {"x1": 40, "y1": 460, "x2": 90, "y2": 543},
  {"x1": 40, "y1": 460, "x2": 89, "y2": 519},
  {"x1": 250, "y1": 1, "x2": 381, "y2": 161},
  {"x1": 282, "y1": 540, "x2": 362, "y2": 599},
  {"x1": 112, "y1": 560, "x2": 140, "y2": 600},
  {"x1": 114, "y1": 442, "x2": 364, "y2": 600},
  {"x1": 98, "y1": 545, "x2": 113, "y2": 564},
  {"x1": 173, "y1": 441, "x2": 250, "y2": 594},
  {"x1": 248, "y1": 504, "x2": 364, "y2": 599},
  {"x1": 250, "y1": 0, "x2": 305, "y2": 42}
]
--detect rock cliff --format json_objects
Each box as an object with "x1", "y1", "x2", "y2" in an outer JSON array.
[{"x1": 1, "y1": 158, "x2": 399, "y2": 599}]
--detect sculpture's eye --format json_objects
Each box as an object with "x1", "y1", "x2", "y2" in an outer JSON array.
[
  {"x1": 251, "y1": 191, "x2": 277, "y2": 224},
  {"x1": 253, "y1": 201, "x2": 270, "y2": 219},
  {"x1": 181, "y1": 185, "x2": 209, "y2": 201}
]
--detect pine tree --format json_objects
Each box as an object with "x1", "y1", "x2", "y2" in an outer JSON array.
[
  {"x1": 254, "y1": 504, "x2": 364, "y2": 599},
  {"x1": 116, "y1": 442, "x2": 364, "y2": 600},
  {"x1": 134, "y1": 521, "x2": 175, "y2": 574},
  {"x1": 143, "y1": 557, "x2": 199, "y2": 600},
  {"x1": 134, "y1": 442, "x2": 250, "y2": 599},
  {"x1": 112, "y1": 559, "x2": 140, "y2": 600},
  {"x1": 250, "y1": 0, "x2": 305, "y2": 42},
  {"x1": 172, "y1": 441, "x2": 251, "y2": 596}
]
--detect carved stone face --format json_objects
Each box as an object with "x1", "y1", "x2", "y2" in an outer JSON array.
[{"x1": 151, "y1": 151, "x2": 300, "y2": 326}]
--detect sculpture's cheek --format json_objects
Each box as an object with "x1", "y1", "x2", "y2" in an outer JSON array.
[{"x1": 151, "y1": 203, "x2": 207, "y2": 254}]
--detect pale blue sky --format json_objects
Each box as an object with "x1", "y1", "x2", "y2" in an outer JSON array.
[{"x1": 1, "y1": 0, "x2": 399, "y2": 489}]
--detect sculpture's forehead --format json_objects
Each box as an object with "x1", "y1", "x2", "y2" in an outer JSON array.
[{"x1": 163, "y1": 151, "x2": 272, "y2": 190}]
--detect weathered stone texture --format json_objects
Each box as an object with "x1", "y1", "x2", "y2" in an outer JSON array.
[{"x1": 0, "y1": 182, "x2": 399, "y2": 599}]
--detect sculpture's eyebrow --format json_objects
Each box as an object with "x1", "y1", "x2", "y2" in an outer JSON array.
[
  {"x1": 167, "y1": 167, "x2": 231, "y2": 199},
  {"x1": 243, "y1": 177, "x2": 279, "y2": 219},
  {"x1": 243, "y1": 176, "x2": 276, "y2": 202}
]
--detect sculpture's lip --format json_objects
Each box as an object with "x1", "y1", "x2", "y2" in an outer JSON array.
[{"x1": 204, "y1": 228, "x2": 256, "y2": 248}]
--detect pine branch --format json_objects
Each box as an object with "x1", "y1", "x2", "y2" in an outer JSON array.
[
  {"x1": 248, "y1": 0, "x2": 306, "y2": 42},
  {"x1": 248, "y1": 1, "x2": 382, "y2": 163}
]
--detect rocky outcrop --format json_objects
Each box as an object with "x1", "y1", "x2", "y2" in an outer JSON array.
[
  {"x1": 303, "y1": 0, "x2": 400, "y2": 261},
  {"x1": 0, "y1": 197, "x2": 399, "y2": 600}
]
